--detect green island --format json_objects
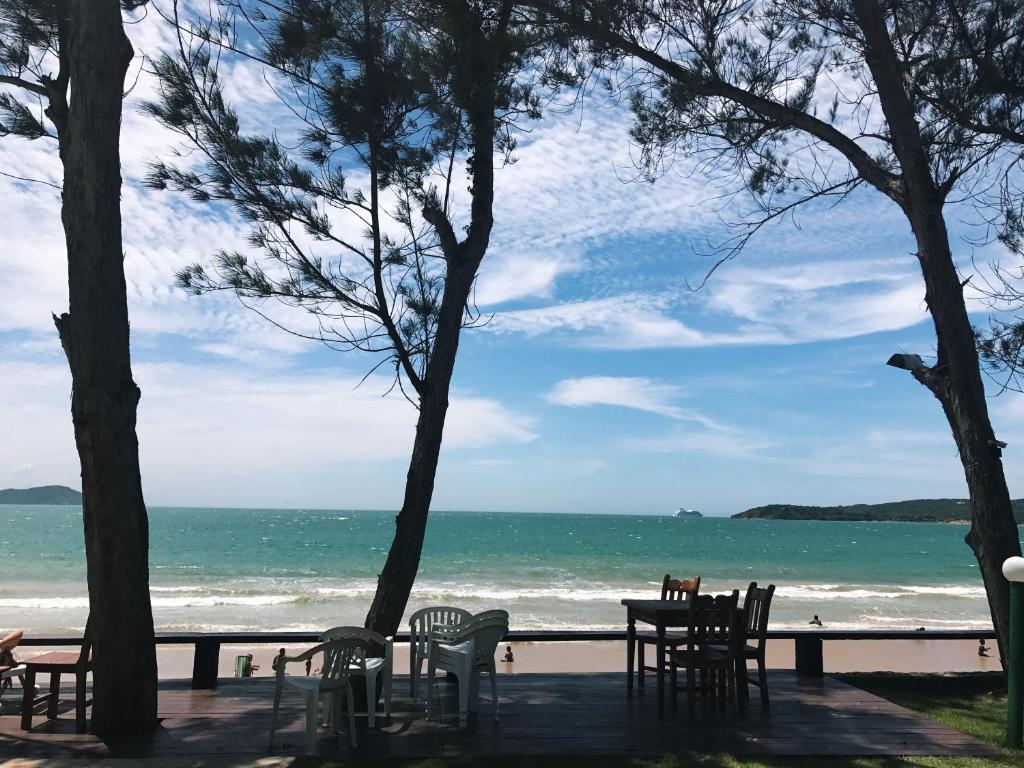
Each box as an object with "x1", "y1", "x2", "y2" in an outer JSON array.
[
  {"x1": 732, "y1": 498, "x2": 1024, "y2": 523},
  {"x1": 0, "y1": 484, "x2": 83, "y2": 505}
]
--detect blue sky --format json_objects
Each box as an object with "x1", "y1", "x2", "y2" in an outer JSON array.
[{"x1": 2, "y1": 7, "x2": 1023, "y2": 516}]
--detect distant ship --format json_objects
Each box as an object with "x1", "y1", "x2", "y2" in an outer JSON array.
[{"x1": 673, "y1": 508, "x2": 703, "y2": 519}]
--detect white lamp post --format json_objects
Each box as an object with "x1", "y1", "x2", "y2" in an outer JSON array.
[{"x1": 1003, "y1": 556, "x2": 1024, "y2": 748}]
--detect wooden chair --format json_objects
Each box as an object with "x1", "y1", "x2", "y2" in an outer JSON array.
[
  {"x1": 408, "y1": 606, "x2": 472, "y2": 698},
  {"x1": 20, "y1": 622, "x2": 92, "y2": 732},
  {"x1": 636, "y1": 575, "x2": 700, "y2": 686},
  {"x1": 668, "y1": 591, "x2": 741, "y2": 715},
  {"x1": 738, "y1": 582, "x2": 775, "y2": 708}
]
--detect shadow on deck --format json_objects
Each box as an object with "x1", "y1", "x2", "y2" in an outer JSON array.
[{"x1": 0, "y1": 672, "x2": 999, "y2": 759}]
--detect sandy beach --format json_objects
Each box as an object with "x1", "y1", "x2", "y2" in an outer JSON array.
[{"x1": 139, "y1": 637, "x2": 998, "y2": 680}]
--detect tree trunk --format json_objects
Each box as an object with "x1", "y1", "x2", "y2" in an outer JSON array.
[
  {"x1": 364, "y1": 272, "x2": 475, "y2": 636},
  {"x1": 908, "y1": 207, "x2": 1021, "y2": 667},
  {"x1": 53, "y1": 0, "x2": 158, "y2": 738},
  {"x1": 852, "y1": 0, "x2": 1022, "y2": 668},
  {"x1": 363, "y1": 1, "x2": 498, "y2": 637}
]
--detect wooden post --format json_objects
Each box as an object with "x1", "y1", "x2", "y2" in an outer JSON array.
[
  {"x1": 794, "y1": 636, "x2": 823, "y2": 677},
  {"x1": 192, "y1": 639, "x2": 221, "y2": 689}
]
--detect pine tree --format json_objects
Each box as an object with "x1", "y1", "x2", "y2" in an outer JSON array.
[
  {"x1": 0, "y1": 0, "x2": 157, "y2": 736},
  {"x1": 147, "y1": 0, "x2": 541, "y2": 635}
]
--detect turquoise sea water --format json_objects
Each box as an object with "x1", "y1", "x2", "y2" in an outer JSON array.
[{"x1": 0, "y1": 505, "x2": 1005, "y2": 633}]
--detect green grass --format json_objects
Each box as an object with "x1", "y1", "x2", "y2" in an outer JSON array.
[
  {"x1": 838, "y1": 673, "x2": 1009, "y2": 748},
  {"x1": 295, "y1": 673, "x2": 1020, "y2": 768}
]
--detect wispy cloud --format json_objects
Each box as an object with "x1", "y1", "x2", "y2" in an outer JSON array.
[
  {"x1": 492, "y1": 294, "x2": 779, "y2": 349},
  {"x1": 547, "y1": 376, "x2": 721, "y2": 428},
  {"x1": 489, "y1": 255, "x2": 935, "y2": 350}
]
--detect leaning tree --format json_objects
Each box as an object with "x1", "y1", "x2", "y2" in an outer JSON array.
[
  {"x1": 0, "y1": 0, "x2": 158, "y2": 736},
  {"x1": 528, "y1": 0, "x2": 1024, "y2": 664},
  {"x1": 147, "y1": 0, "x2": 539, "y2": 635}
]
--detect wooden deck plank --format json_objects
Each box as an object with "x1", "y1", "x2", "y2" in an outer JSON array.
[{"x1": 0, "y1": 672, "x2": 999, "y2": 759}]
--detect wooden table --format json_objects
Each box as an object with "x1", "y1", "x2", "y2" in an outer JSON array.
[
  {"x1": 20, "y1": 652, "x2": 90, "y2": 732},
  {"x1": 621, "y1": 599, "x2": 692, "y2": 707}
]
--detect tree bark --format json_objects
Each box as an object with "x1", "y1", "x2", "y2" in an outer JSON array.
[
  {"x1": 363, "y1": 0, "x2": 500, "y2": 637},
  {"x1": 53, "y1": 0, "x2": 158, "y2": 737},
  {"x1": 853, "y1": 0, "x2": 1022, "y2": 666},
  {"x1": 364, "y1": 269, "x2": 477, "y2": 636}
]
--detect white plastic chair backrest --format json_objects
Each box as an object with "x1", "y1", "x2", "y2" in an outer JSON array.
[
  {"x1": 409, "y1": 606, "x2": 472, "y2": 648},
  {"x1": 459, "y1": 610, "x2": 509, "y2": 667},
  {"x1": 320, "y1": 626, "x2": 388, "y2": 657},
  {"x1": 318, "y1": 637, "x2": 365, "y2": 691}
]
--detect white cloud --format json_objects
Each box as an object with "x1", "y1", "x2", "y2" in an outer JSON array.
[
  {"x1": 0, "y1": 360, "x2": 536, "y2": 506},
  {"x1": 489, "y1": 256, "x2": 934, "y2": 350},
  {"x1": 491, "y1": 293, "x2": 784, "y2": 349},
  {"x1": 547, "y1": 376, "x2": 722, "y2": 429},
  {"x1": 546, "y1": 375, "x2": 783, "y2": 460},
  {"x1": 704, "y1": 258, "x2": 931, "y2": 342}
]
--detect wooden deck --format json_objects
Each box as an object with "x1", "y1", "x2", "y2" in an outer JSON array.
[{"x1": 0, "y1": 672, "x2": 998, "y2": 759}]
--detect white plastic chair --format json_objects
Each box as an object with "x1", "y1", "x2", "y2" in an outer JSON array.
[
  {"x1": 0, "y1": 663, "x2": 26, "y2": 703},
  {"x1": 268, "y1": 638, "x2": 365, "y2": 754},
  {"x1": 0, "y1": 629, "x2": 26, "y2": 704},
  {"x1": 408, "y1": 606, "x2": 472, "y2": 698},
  {"x1": 426, "y1": 609, "x2": 509, "y2": 727},
  {"x1": 320, "y1": 626, "x2": 393, "y2": 728}
]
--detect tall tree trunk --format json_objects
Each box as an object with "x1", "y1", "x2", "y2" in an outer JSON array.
[
  {"x1": 364, "y1": 271, "x2": 476, "y2": 636},
  {"x1": 52, "y1": 0, "x2": 158, "y2": 738},
  {"x1": 853, "y1": 0, "x2": 1021, "y2": 667},
  {"x1": 363, "y1": 0, "x2": 500, "y2": 638},
  {"x1": 908, "y1": 207, "x2": 1021, "y2": 667}
]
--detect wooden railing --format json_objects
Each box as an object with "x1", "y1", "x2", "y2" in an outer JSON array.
[{"x1": 18, "y1": 628, "x2": 997, "y2": 688}]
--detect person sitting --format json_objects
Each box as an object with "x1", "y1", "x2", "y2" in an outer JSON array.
[
  {"x1": 808, "y1": 615, "x2": 823, "y2": 627},
  {"x1": 502, "y1": 644, "x2": 514, "y2": 663}
]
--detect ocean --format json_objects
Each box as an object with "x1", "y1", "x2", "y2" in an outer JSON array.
[{"x1": 0, "y1": 505, "x2": 1002, "y2": 634}]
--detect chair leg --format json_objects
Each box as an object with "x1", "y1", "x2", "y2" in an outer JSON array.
[
  {"x1": 758, "y1": 657, "x2": 769, "y2": 709},
  {"x1": 365, "y1": 670, "x2": 376, "y2": 729},
  {"x1": 268, "y1": 683, "x2": 282, "y2": 748},
  {"x1": 727, "y1": 664, "x2": 737, "y2": 715},
  {"x1": 384, "y1": 665, "x2": 393, "y2": 719},
  {"x1": 304, "y1": 692, "x2": 318, "y2": 756},
  {"x1": 75, "y1": 671, "x2": 87, "y2": 733},
  {"x1": 346, "y1": 683, "x2": 357, "y2": 749},
  {"x1": 469, "y1": 669, "x2": 479, "y2": 713},
  {"x1": 410, "y1": 648, "x2": 418, "y2": 698},
  {"x1": 425, "y1": 657, "x2": 436, "y2": 720},
  {"x1": 637, "y1": 641, "x2": 645, "y2": 687},
  {"x1": 670, "y1": 661, "x2": 677, "y2": 711},
  {"x1": 489, "y1": 663, "x2": 499, "y2": 722},
  {"x1": 328, "y1": 692, "x2": 340, "y2": 733},
  {"x1": 457, "y1": 668, "x2": 469, "y2": 728},
  {"x1": 46, "y1": 672, "x2": 60, "y2": 720}
]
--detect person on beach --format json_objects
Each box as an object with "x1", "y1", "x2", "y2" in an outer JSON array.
[
  {"x1": 978, "y1": 639, "x2": 989, "y2": 657},
  {"x1": 503, "y1": 644, "x2": 514, "y2": 663},
  {"x1": 809, "y1": 615, "x2": 822, "y2": 627}
]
